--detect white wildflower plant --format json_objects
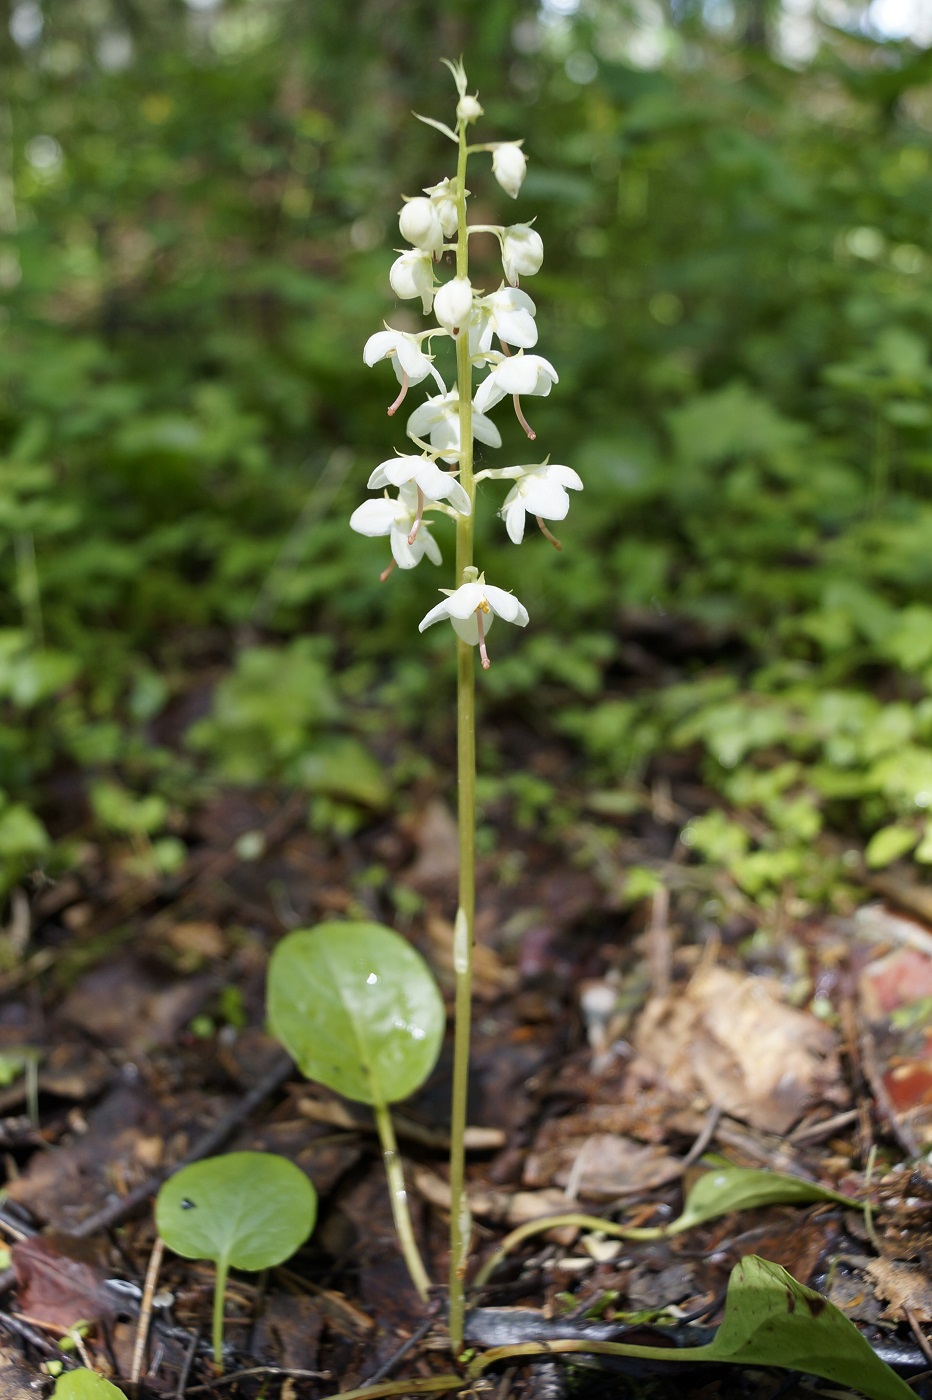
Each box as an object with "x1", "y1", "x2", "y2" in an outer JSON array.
[
  {"x1": 354, "y1": 57, "x2": 582, "y2": 670},
  {"x1": 351, "y1": 58, "x2": 584, "y2": 1356}
]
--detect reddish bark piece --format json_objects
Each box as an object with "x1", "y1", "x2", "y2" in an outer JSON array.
[
  {"x1": 859, "y1": 947, "x2": 932, "y2": 1019},
  {"x1": 11, "y1": 1236, "x2": 113, "y2": 1329}
]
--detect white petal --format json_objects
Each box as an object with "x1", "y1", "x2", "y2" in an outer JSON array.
[
  {"x1": 473, "y1": 374, "x2": 504, "y2": 415},
  {"x1": 390, "y1": 527, "x2": 420, "y2": 568},
  {"x1": 418, "y1": 598, "x2": 453, "y2": 631},
  {"x1": 451, "y1": 613, "x2": 484, "y2": 645},
  {"x1": 495, "y1": 306, "x2": 538, "y2": 348},
  {"x1": 442, "y1": 477, "x2": 472, "y2": 515},
  {"x1": 375, "y1": 455, "x2": 425, "y2": 488},
  {"x1": 494, "y1": 355, "x2": 557, "y2": 396},
  {"x1": 502, "y1": 494, "x2": 527, "y2": 544},
  {"x1": 350, "y1": 499, "x2": 397, "y2": 536},
  {"x1": 420, "y1": 531, "x2": 443, "y2": 566},
  {"x1": 549, "y1": 464, "x2": 583, "y2": 491},
  {"x1": 440, "y1": 582, "x2": 486, "y2": 619},
  {"x1": 412, "y1": 459, "x2": 455, "y2": 499},
  {"x1": 472, "y1": 407, "x2": 503, "y2": 448},
  {"x1": 363, "y1": 330, "x2": 399, "y2": 366},
  {"x1": 393, "y1": 338, "x2": 434, "y2": 384},
  {"x1": 484, "y1": 586, "x2": 529, "y2": 625},
  {"x1": 522, "y1": 478, "x2": 570, "y2": 520}
]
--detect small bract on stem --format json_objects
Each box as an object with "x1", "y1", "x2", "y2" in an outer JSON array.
[{"x1": 354, "y1": 57, "x2": 581, "y2": 1355}]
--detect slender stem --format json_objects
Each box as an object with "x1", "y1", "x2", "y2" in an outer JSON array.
[
  {"x1": 212, "y1": 1259, "x2": 228, "y2": 1370},
  {"x1": 373, "y1": 1100, "x2": 432, "y2": 1301},
  {"x1": 447, "y1": 115, "x2": 477, "y2": 1358}
]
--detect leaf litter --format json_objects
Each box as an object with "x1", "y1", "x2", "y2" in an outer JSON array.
[{"x1": 0, "y1": 771, "x2": 930, "y2": 1400}]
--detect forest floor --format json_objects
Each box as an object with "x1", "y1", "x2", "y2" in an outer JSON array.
[{"x1": 0, "y1": 739, "x2": 931, "y2": 1400}]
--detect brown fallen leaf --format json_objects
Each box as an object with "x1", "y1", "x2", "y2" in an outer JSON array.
[
  {"x1": 633, "y1": 965, "x2": 845, "y2": 1133},
  {"x1": 866, "y1": 1257, "x2": 932, "y2": 1322},
  {"x1": 11, "y1": 1235, "x2": 114, "y2": 1329},
  {"x1": 524, "y1": 1128, "x2": 682, "y2": 1201}
]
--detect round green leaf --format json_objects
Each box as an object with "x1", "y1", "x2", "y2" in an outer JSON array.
[
  {"x1": 156, "y1": 1152, "x2": 316, "y2": 1272},
  {"x1": 267, "y1": 922, "x2": 444, "y2": 1106},
  {"x1": 53, "y1": 1372, "x2": 125, "y2": 1400}
]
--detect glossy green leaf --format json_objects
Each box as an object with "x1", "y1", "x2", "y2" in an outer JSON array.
[
  {"x1": 156, "y1": 1151, "x2": 317, "y2": 1272},
  {"x1": 691, "y1": 1256, "x2": 915, "y2": 1398},
  {"x1": 669, "y1": 1161, "x2": 862, "y2": 1235},
  {"x1": 53, "y1": 1371, "x2": 125, "y2": 1400},
  {"x1": 267, "y1": 922, "x2": 444, "y2": 1107}
]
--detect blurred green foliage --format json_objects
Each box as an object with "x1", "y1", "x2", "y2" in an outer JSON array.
[{"x1": 3, "y1": 0, "x2": 932, "y2": 907}]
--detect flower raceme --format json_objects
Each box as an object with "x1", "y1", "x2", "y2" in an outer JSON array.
[{"x1": 354, "y1": 60, "x2": 581, "y2": 667}]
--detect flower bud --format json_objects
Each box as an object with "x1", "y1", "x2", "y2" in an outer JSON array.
[
  {"x1": 492, "y1": 143, "x2": 527, "y2": 199},
  {"x1": 433, "y1": 276, "x2": 474, "y2": 335},
  {"x1": 389, "y1": 249, "x2": 434, "y2": 314},
  {"x1": 424, "y1": 178, "x2": 460, "y2": 239},
  {"x1": 456, "y1": 94, "x2": 483, "y2": 124},
  {"x1": 398, "y1": 197, "x2": 444, "y2": 257},
  {"x1": 501, "y1": 225, "x2": 544, "y2": 286}
]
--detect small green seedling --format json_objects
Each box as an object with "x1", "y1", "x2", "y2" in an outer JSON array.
[
  {"x1": 474, "y1": 1159, "x2": 865, "y2": 1287},
  {"x1": 267, "y1": 921, "x2": 444, "y2": 1299},
  {"x1": 155, "y1": 1151, "x2": 317, "y2": 1369},
  {"x1": 52, "y1": 1371, "x2": 124, "y2": 1400}
]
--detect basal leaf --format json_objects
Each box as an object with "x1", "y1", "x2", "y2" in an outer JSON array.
[
  {"x1": 670, "y1": 1162, "x2": 862, "y2": 1234},
  {"x1": 53, "y1": 1373, "x2": 125, "y2": 1400},
  {"x1": 156, "y1": 1151, "x2": 317, "y2": 1273},
  {"x1": 267, "y1": 922, "x2": 444, "y2": 1107},
  {"x1": 694, "y1": 1256, "x2": 915, "y2": 1400}
]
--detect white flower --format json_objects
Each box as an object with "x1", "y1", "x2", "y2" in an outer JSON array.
[
  {"x1": 492, "y1": 143, "x2": 527, "y2": 199},
  {"x1": 418, "y1": 572, "x2": 528, "y2": 669},
  {"x1": 398, "y1": 197, "x2": 444, "y2": 258},
  {"x1": 433, "y1": 276, "x2": 473, "y2": 336},
  {"x1": 363, "y1": 328, "x2": 446, "y2": 412},
  {"x1": 501, "y1": 224, "x2": 544, "y2": 285},
  {"x1": 424, "y1": 177, "x2": 461, "y2": 239},
  {"x1": 389, "y1": 249, "x2": 434, "y2": 314},
  {"x1": 350, "y1": 484, "x2": 442, "y2": 570},
  {"x1": 498, "y1": 460, "x2": 583, "y2": 544},
  {"x1": 473, "y1": 352, "x2": 559, "y2": 413},
  {"x1": 457, "y1": 94, "x2": 483, "y2": 124},
  {"x1": 470, "y1": 286, "x2": 538, "y2": 355},
  {"x1": 406, "y1": 389, "x2": 502, "y2": 464},
  {"x1": 367, "y1": 454, "x2": 471, "y2": 515}
]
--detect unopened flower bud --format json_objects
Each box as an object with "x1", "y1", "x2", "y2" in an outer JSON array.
[
  {"x1": 457, "y1": 94, "x2": 483, "y2": 124},
  {"x1": 433, "y1": 276, "x2": 474, "y2": 335},
  {"x1": 501, "y1": 224, "x2": 544, "y2": 286},
  {"x1": 424, "y1": 178, "x2": 461, "y2": 239},
  {"x1": 399, "y1": 196, "x2": 444, "y2": 257},
  {"x1": 492, "y1": 143, "x2": 527, "y2": 199},
  {"x1": 389, "y1": 249, "x2": 434, "y2": 314}
]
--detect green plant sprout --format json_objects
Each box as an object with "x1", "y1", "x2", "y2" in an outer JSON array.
[
  {"x1": 472, "y1": 1159, "x2": 865, "y2": 1289},
  {"x1": 155, "y1": 1150, "x2": 317, "y2": 1369},
  {"x1": 266, "y1": 921, "x2": 445, "y2": 1300},
  {"x1": 351, "y1": 57, "x2": 580, "y2": 1354}
]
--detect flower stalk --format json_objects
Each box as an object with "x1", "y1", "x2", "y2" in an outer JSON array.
[{"x1": 354, "y1": 57, "x2": 581, "y2": 1356}]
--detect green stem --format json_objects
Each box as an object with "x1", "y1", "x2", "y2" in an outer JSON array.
[
  {"x1": 472, "y1": 1212, "x2": 665, "y2": 1291},
  {"x1": 319, "y1": 1377, "x2": 463, "y2": 1400},
  {"x1": 447, "y1": 114, "x2": 477, "y2": 1359},
  {"x1": 212, "y1": 1259, "x2": 229, "y2": 1370},
  {"x1": 374, "y1": 1100, "x2": 432, "y2": 1301}
]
